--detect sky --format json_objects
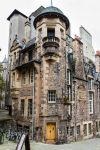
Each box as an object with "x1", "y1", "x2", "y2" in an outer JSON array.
[{"x1": 0, "y1": 0, "x2": 100, "y2": 62}]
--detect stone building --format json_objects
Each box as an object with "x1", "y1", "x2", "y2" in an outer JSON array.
[
  {"x1": 95, "y1": 50, "x2": 100, "y2": 72},
  {"x1": 0, "y1": 56, "x2": 8, "y2": 108},
  {"x1": 7, "y1": 5, "x2": 100, "y2": 143},
  {"x1": 80, "y1": 26, "x2": 95, "y2": 62}
]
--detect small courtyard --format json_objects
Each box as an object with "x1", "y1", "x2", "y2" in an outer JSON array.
[{"x1": 0, "y1": 138, "x2": 100, "y2": 150}]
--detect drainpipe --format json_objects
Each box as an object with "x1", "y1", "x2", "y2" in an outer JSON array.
[{"x1": 32, "y1": 67, "x2": 35, "y2": 141}]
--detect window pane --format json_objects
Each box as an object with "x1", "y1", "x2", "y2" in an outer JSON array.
[
  {"x1": 21, "y1": 99, "x2": 24, "y2": 115},
  {"x1": 48, "y1": 90, "x2": 56, "y2": 103},
  {"x1": 28, "y1": 99, "x2": 32, "y2": 116},
  {"x1": 70, "y1": 126, "x2": 74, "y2": 136},
  {"x1": 47, "y1": 29, "x2": 55, "y2": 37},
  {"x1": 83, "y1": 124, "x2": 87, "y2": 136},
  {"x1": 88, "y1": 123, "x2": 92, "y2": 134},
  {"x1": 77, "y1": 125, "x2": 80, "y2": 135}
]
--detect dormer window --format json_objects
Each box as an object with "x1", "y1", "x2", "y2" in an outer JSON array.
[{"x1": 47, "y1": 28, "x2": 55, "y2": 37}]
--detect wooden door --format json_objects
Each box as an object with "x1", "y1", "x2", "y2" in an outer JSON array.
[{"x1": 46, "y1": 123, "x2": 56, "y2": 142}]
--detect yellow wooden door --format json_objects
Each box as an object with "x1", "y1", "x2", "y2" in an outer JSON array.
[{"x1": 46, "y1": 123, "x2": 56, "y2": 141}]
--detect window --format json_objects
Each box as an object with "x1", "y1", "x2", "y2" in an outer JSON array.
[
  {"x1": 88, "y1": 123, "x2": 92, "y2": 134},
  {"x1": 83, "y1": 124, "x2": 87, "y2": 136},
  {"x1": 67, "y1": 69, "x2": 71, "y2": 85},
  {"x1": 22, "y1": 72, "x2": 26, "y2": 84},
  {"x1": 28, "y1": 99, "x2": 32, "y2": 116},
  {"x1": 96, "y1": 122, "x2": 98, "y2": 132},
  {"x1": 70, "y1": 126, "x2": 74, "y2": 136},
  {"x1": 67, "y1": 127, "x2": 69, "y2": 135},
  {"x1": 67, "y1": 86, "x2": 71, "y2": 101},
  {"x1": 28, "y1": 50, "x2": 33, "y2": 61},
  {"x1": 60, "y1": 28, "x2": 64, "y2": 38},
  {"x1": 88, "y1": 92, "x2": 94, "y2": 114},
  {"x1": 88, "y1": 79, "x2": 94, "y2": 90},
  {"x1": 48, "y1": 90, "x2": 56, "y2": 103},
  {"x1": 67, "y1": 105, "x2": 71, "y2": 115},
  {"x1": 47, "y1": 28, "x2": 55, "y2": 37},
  {"x1": 77, "y1": 125, "x2": 80, "y2": 136},
  {"x1": 12, "y1": 72, "x2": 15, "y2": 86},
  {"x1": 29, "y1": 69, "x2": 33, "y2": 83},
  {"x1": 20, "y1": 99, "x2": 24, "y2": 115},
  {"x1": 99, "y1": 121, "x2": 100, "y2": 130},
  {"x1": 30, "y1": 70, "x2": 33, "y2": 83}
]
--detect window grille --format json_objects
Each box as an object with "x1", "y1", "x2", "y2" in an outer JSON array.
[{"x1": 48, "y1": 90, "x2": 56, "y2": 103}]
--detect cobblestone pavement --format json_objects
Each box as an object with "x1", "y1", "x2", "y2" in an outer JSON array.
[{"x1": 0, "y1": 138, "x2": 100, "y2": 150}]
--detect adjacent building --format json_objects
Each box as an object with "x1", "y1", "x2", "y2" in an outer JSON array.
[
  {"x1": 7, "y1": 6, "x2": 100, "y2": 143},
  {"x1": 80, "y1": 26, "x2": 95, "y2": 62},
  {"x1": 95, "y1": 50, "x2": 100, "y2": 72},
  {"x1": 0, "y1": 56, "x2": 8, "y2": 108}
]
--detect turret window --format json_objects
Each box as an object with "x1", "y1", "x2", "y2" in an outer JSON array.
[
  {"x1": 60, "y1": 28, "x2": 64, "y2": 38},
  {"x1": 47, "y1": 28, "x2": 55, "y2": 37},
  {"x1": 38, "y1": 28, "x2": 42, "y2": 40}
]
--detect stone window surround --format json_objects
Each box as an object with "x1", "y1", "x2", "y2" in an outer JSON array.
[
  {"x1": 67, "y1": 69, "x2": 71, "y2": 85},
  {"x1": 20, "y1": 99, "x2": 25, "y2": 115},
  {"x1": 88, "y1": 78, "x2": 94, "y2": 91},
  {"x1": 28, "y1": 99, "x2": 32, "y2": 116},
  {"x1": 83, "y1": 124, "x2": 87, "y2": 136},
  {"x1": 88, "y1": 91, "x2": 94, "y2": 114},
  {"x1": 48, "y1": 90, "x2": 56, "y2": 103},
  {"x1": 76, "y1": 125, "x2": 80, "y2": 136},
  {"x1": 83, "y1": 121, "x2": 93, "y2": 137}
]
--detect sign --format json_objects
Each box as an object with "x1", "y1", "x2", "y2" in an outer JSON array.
[{"x1": 16, "y1": 133, "x2": 30, "y2": 150}]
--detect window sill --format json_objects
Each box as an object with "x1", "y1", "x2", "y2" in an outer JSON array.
[{"x1": 48, "y1": 101, "x2": 56, "y2": 104}]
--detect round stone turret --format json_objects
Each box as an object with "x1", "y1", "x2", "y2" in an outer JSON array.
[{"x1": 34, "y1": 6, "x2": 70, "y2": 30}]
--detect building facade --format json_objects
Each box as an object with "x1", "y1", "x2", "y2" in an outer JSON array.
[
  {"x1": 0, "y1": 56, "x2": 8, "y2": 108},
  {"x1": 7, "y1": 6, "x2": 100, "y2": 143},
  {"x1": 80, "y1": 26, "x2": 95, "y2": 62},
  {"x1": 95, "y1": 50, "x2": 100, "y2": 72}
]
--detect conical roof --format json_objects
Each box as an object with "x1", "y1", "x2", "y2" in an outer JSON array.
[
  {"x1": 34, "y1": 6, "x2": 70, "y2": 30},
  {"x1": 40, "y1": 6, "x2": 64, "y2": 15},
  {"x1": 2, "y1": 55, "x2": 8, "y2": 63}
]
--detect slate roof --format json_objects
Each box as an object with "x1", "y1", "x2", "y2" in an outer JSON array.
[
  {"x1": 30, "y1": 6, "x2": 45, "y2": 17},
  {"x1": 40, "y1": 6, "x2": 64, "y2": 15},
  {"x1": 2, "y1": 56, "x2": 8, "y2": 63},
  {"x1": 7, "y1": 9, "x2": 28, "y2": 21},
  {"x1": 22, "y1": 38, "x2": 36, "y2": 50}
]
